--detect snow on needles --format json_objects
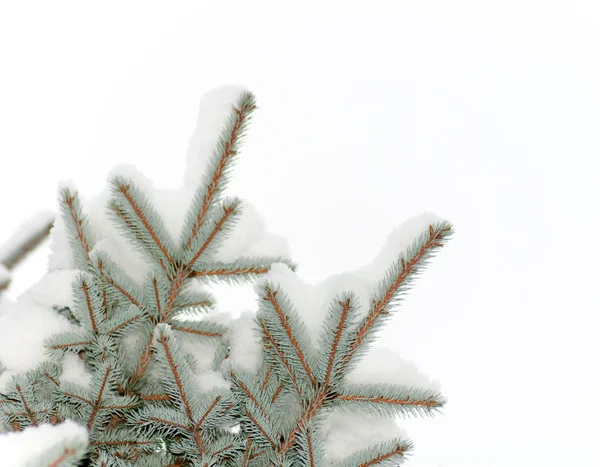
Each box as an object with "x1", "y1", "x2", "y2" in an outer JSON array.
[
  {"x1": 183, "y1": 85, "x2": 249, "y2": 188},
  {"x1": 59, "y1": 353, "x2": 92, "y2": 389},
  {"x1": 48, "y1": 86, "x2": 289, "y2": 280},
  {"x1": 323, "y1": 411, "x2": 408, "y2": 462},
  {"x1": 0, "y1": 279, "x2": 77, "y2": 382},
  {"x1": 220, "y1": 311, "x2": 263, "y2": 374},
  {"x1": 0, "y1": 209, "x2": 54, "y2": 266},
  {"x1": 213, "y1": 200, "x2": 291, "y2": 263},
  {"x1": 257, "y1": 211, "x2": 445, "y2": 391},
  {"x1": 0, "y1": 420, "x2": 88, "y2": 467},
  {"x1": 258, "y1": 211, "x2": 443, "y2": 341},
  {"x1": 346, "y1": 346, "x2": 441, "y2": 391}
]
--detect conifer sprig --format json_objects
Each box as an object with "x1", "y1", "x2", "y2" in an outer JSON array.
[
  {"x1": 0, "y1": 89, "x2": 453, "y2": 466},
  {"x1": 343, "y1": 221, "x2": 453, "y2": 369},
  {"x1": 59, "y1": 187, "x2": 95, "y2": 269},
  {"x1": 242, "y1": 221, "x2": 453, "y2": 465},
  {"x1": 183, "y1": 91, "x2": 257, "y2": 252}
]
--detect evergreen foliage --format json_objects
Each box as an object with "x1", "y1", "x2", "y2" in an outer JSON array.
[
  {"x1": 0, "y1": 89, "x2": 453, "y2": 466},
  {"x1": 0, "y1": 211, "x2": 54, "y2": 294}
]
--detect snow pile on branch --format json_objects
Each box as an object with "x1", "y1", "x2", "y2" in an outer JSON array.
[
  {"x1": 0, "y1": 284, "x2": 77, "y2": 391},
  {"x1": 257, "y1": 211, "x2": 443, "y2": 345},
  {"x1": 48, "y1": 87, "x2": 290, "y2": 294},
  {"x1": 0, "y1": 420, "x2": 88, "y2": 467},
  {"x1": 323, "y1": 411, "x2": 408, "y2": 462},
  {"x1": 0, "y1": 210, "x2": 54, "y2": 269},
  {"x1": 183, "y1": 85, "x2": 249, "y2": 187}
]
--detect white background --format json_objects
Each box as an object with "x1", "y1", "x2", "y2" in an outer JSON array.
[{"x1": 1, "y1": 2, "x2": 599, "y2": 466}]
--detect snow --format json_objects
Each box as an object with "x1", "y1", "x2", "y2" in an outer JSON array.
[
  {"x1": 177, "y1": 337, "x2": 220, "y2": 373},
  {"x1": 24, "y1": 269, "x2": 79, "y2": 309},
  {"x1": 47, "y1": 212, "x2": 76, "y2": 271},
  {"x1": 323, "y1": 410, "x2": 408, "y2": 462},
  {"x1": 212, "y1": 200, "x2": 291, "y2": 262},
  {"x1": 49, "y1": 182, "x2": 290, "y2": 290},
  {"x1": 0, "y1": 286, "x2": 77, "y2": 375},
  {"x1": 182, "y1": 85, "x2": 249, "y2": 189},
  {"x1": 104, "y1": 163, "x2": 193, "y2": 248},
  {"x1": 59, "y1": 353, "x2": 92, "y2": 389},
  {"x1": 0, "y1": 420, "x2": 88, "y2": 467},
  {"x1": 1, "y1": 89, "x2": 441, "y2": 464},
  {"x1": 220, "y1": 311, "x2": 263, "y2": 374},
  {"x1": 194, "y1": 370, "x2": 230, "y2": 393},
  {"x1": 0, "y1": 369, "x2": 17, "y2": 393},
  {"x1": 257, "y1": 212, "x2": 445, "y2": 347},
  {"x1": 48, "y1": 178, "x2": 152, "y2": 283},
  {"x1": 48, "y1": 87, "x2": 263, "y2": 277},
  {"x1": 346, "y1": 346, "x2": 441, "y2": 392}
]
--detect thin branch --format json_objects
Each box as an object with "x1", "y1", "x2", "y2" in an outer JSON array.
[
  {"x1": 62, "y1": 192, "x2": 91, "y2": 261},
  {"x1": 81, "y1": 280, "x2": 98, "y2": 334},
  {"x1": 170, "y1": 325, "x2": 223, "y2": 338},
  {"x1": 87, "y1": 366, "x2": 112, "y2": 430},
  {"x1": 156, "y1": 334, "x2": 194, "y2": 422},
  {"x1": 16, "y1": 385, "x2": 38, "y2": 426},
  {"x1": 263, "y1": 287, "x2": 316, "y2": 385},
  {"x1": 106, "y1": 314, "x2": 142, "y2": 336},
  {"x1": 195, "y1": 395, "x2": 222, "y2": 429},
  {"x1": 50, "y1": 341, "x2": 93, "y2": 351},
  {"x1": 258, "y1": 319, "x2": 302, "y2": 395},
  {"x1": 325, "y1": 298, "x2": 352, "y2": 387},
  {"x1": 97, "y1": 258, "x2": 142, "y2": 308},
  {"x1": 116, "y1": 182, "x2": 174, "y2": 265},
  {"x1": 0, "y1": 212, "x2": 54, "y2": 270},
  {"x1": 245, "y1": 410, "x2": 277, "y2": 450},
  {"x1": 48, "y1": 448, "x2": 78, "y2": 467},
  {"x1": 357, "y1": 443, "x2": 409, "y2": 467},
  {"x1": 186, "y1": 202, "x2": 238, "y2": 268},
  {"x1": 306, "y1": 428, "x2": 316, "y2": 467},
  {"x1": 345, "y1": 223, "x2": 452, "y2": 365},
  {"x1": 279, "y1": 386, "x2": 327, "y2": 455},
  {"x1": 230, "y1": 372, "x2": 276, "y2": 431},
  {"x1": 185, "y1": 94, "x2": 257, "y2": 250},
  {"x1": 189, "y1": 265, "x2": 270, "y2": 278},
  {"x1": 145, "y1": 416, "x2": 191, "y2": 432},
  {"x1": 337, "y1": 394, "x2": 443, "y2": 409}
]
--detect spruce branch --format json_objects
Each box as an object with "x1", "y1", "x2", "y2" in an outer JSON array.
[
  {"x1": 335, "y1": 383, "x2": 444, "y2": 419},
  {"x1": 185, "y1": 198, "x2": 242, "y2": 269},
  {"x1": 229, "y1": 370, "x2": 281, "y2": 450},
  {"x1": 169, "y1": 320, "x2": 227, "y2": 338},
  {"x1": 190, "y1": 257, "x2": 297, "y2": 285},
  {"x1": 59, "y1": 187, "x2": 95, "y2": 269},
  {"x1": 0, "y1": 211, "x2": 54, "y2": 270},
  {"x1": 296, "y1": 425, "x2": 324, "y2": 467},
  {"x1": 343, "y1": 222, "x2": 453, "y2": 369},
  {"x1": 317, "y1": 294, "x2": 359, "y2": 388},
  {"x1": 259, "y1": 285, "x2": 317, "y2": 389},
  {"x1": 129, "y1": 324, "x2": 237, "y2": 460},
  {"x1": 0, "y1": 89, "x2": 455, "y2": 465},
  {"x1": 0, "y1": 364, "x2": 61, "y2": 431},
  {"x1": 109, "y1": 177, "x2": 177, "y2": 270},
  {"x1": 182, "y1": 91, "x2": 257, "y2": 252},
  {"x1": 0, "y1": 209, "x2": 54, "y2": 293},
  {"x1": 57, "y1": 361, "x2": 139, "y2": 433},
  {"x1": 243, "y1": 221, "x2": 453, "y2": 464},
  {"x1": 0, "y1": 420, "x2": 89, "y2": 467},
  {"x1": 95, "y1": 253, "x2": 144, "y2": 309},
  {"x1": 333, "y1": 438, "x2": 413, "y2": 467},
  {"x1": 257, "y1": 318, "x2": 303, "y2": 395}
]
